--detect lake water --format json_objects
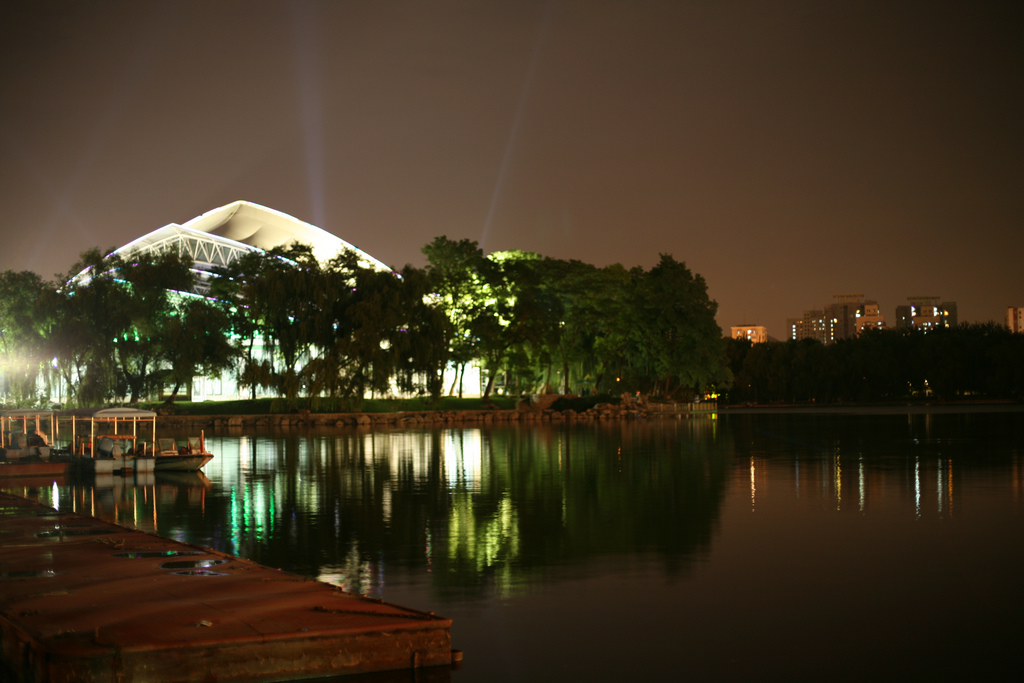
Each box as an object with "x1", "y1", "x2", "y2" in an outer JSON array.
[{"x1": 5, "y1": 408, "x2": 1024, "y2": 682}]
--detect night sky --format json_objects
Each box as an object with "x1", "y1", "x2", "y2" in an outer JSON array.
[{"x1": 2, "y1": 1, "x2": 1020, "y2": 337}]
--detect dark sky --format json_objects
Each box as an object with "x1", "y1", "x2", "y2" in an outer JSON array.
[{"x1": 2, "y1": 0, "x2": 1020, "y2": 336}]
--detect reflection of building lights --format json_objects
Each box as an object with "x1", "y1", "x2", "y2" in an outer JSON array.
[
  {"x1": 750, "y1": 456, "x2": 756, "y2": 511},
  {"x1": 834, "y1": 448, "x2": 842, "y2": 510},
  {"x1": 914, "y1": 457, "x2": 921, "y2": 519},
  {"x1": 858, "y1": 456, "x2": 865, "y2": 512},
  {"x1": 444, "y1": 430, "x2": 483, "y2": 489}
]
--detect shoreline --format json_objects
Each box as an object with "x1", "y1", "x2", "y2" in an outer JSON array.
[
  {"x1": 155, "y1": 400, "x2": 1024, "y2": 430},
  {"x1": 158, "y1": 401, "x2": 713, "y2": 430}
]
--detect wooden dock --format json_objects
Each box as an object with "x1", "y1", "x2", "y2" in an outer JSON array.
[{"x1": 0, "y1": 493, "x2": 454, "y2": 682}]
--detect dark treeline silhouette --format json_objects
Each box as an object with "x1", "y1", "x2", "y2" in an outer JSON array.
[
  {"x1": 725, "y1": 324, "x2": 1024, "y2": 404},
  {"x1": 0, "y1": 238, "x2": 728, "y2": 409}
]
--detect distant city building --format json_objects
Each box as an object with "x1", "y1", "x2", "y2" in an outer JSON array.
[
  {"x1": 1008, "y1": 307, "x2": 1024, "y2": 333},
  {"x1": 855, "y1": 302, "x2": 887, "y2": 335},
  {"x1": 731, "y1": 325, "x2": 768, "y2": 343},
  {"x1": 788, "y1": 294, "x2": 886, "y2": 343},
  {"x1": 787, "y1": 310, "x2": 828, "y2": 343},
  {"x1": 823, "y1": 294, "x2": 887, "y2": 341},
  {"x1": 895, "y1": 297, "x2": 957, "y2": 331},
  {"x1": 823, "y1": 294, "x2": 863, "y2": 341}
]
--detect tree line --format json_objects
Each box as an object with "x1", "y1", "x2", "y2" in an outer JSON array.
[
  {"x1": 0, "y1": 237, "x2": 728, "y2": 409},
  {"x1": 726, "y1": 324, "x2": 1024, "y2": 404}
]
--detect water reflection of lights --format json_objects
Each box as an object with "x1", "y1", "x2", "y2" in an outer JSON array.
[
  {"x1": 914, "y1": 456, "x2": 921, "y2": 519},
  {"x1": 51, "y1": 481, "x2": 60, "y2": 512},
  {"x1": 858, "y1": 456, "x2": 865, "y2": 513},
  {"x1": 833, "y1": 446, "x2": 842, "y2": 511},
  {"x1": 444, "y1": 430, "x2": 483, "y2": 489},
  {"x1": 382, "y1": 485, "x2": 392, "y2": 526},
  {"x1": 448, "y1": 492, "x2": 521, "y2": 596},
  {"x1": 317, "y1": 544, "x2": 383, "y2": 598},
  {"x1": 750, "y1": 456, "x2": 756, "y2": 511}
]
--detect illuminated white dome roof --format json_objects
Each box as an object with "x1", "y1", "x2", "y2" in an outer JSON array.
[{"x1": 114, "y1": 201, "x2": 390, "y2": 273}]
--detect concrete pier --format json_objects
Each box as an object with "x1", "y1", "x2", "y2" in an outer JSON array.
[{"x1": 0, "y1": 493, "x2": 453, "y2": 682}]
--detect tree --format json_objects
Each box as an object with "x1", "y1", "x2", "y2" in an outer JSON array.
[
  {"x1": 543, "y1": 260, "x2": 633, "y2": 395},
  {"x1": 0, "y1": 270, "x2": 50, "y2": 406},
  {"x1": 623, "y1": 255, "x2": 729, "y2": 398},
  {"x1": 213, "y1": 244, "x2": 323, "y2": 409},
  {"x1": 209, "y1": 250, "x2": 271, "y2": 400},
  {"x1": 472, "y1": 250, "x2": 555, "y2": 398},
  {"x1": 39, "y1": 249, "x2": 127, "y2": 406},
  {"x1": 298, "y1": 254, "x2": 448, "y2": 409},
  {"x1": 111, "y1": 250, "x2": 196, "y2": 403},
  {"x1": 422, "y1": 237, "x2": 489, "y2": 397},
  {"x1": 161, "y1": 296, "x2": 236, "y2": 403}
]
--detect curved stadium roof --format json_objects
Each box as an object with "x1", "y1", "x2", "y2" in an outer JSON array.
[{"x1": 112, "y1": 201, "x2": 391, "y2": 276}]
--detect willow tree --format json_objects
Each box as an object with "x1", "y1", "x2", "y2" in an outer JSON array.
[
  {"x1": 306, "y1": 254, "x2": 448, "y2": 409},
  {"x1": 473, "y1": 250, "x2": 556, "y2": 397},
  {"x1": 539, "y1": 259, "x2": 633, "y2": 395},
  {"x1": 161, "y1": 296, "x2": 236, "y2": 403},
  {"x1": 422, "y1": 236, "x2": 489, "y2": 397},
  {"x1": 0, "y1": 270, "x2": 50, "y2": 406},
  {"x1": 111, "y1": 249, "x2": 197, "y2": 403},
  {"x1": 213, "y1": 244, "x2": 324, "y2": 409},
  {"x1": 39, "y1": 249, "x2": 130, "y2": 406},
  {"x1": 209, "y1": 250, "x2": 271, "y2": 400}
]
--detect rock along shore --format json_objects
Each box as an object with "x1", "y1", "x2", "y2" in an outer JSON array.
[{"x1": 158, "y1": 400, "x2": 717, "y2": 431}]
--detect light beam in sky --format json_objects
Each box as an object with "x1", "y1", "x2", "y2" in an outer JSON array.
[
  {"x1": 291, "y1": 2, "x2": 326, "y2": 229},
  {"x1": 479, "y1": 3, "x2": 552, "y2": 251}
]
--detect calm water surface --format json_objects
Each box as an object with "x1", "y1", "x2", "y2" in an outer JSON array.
[{"x1": 6, "y1": 409, "x2": 1024, "y2": 682}]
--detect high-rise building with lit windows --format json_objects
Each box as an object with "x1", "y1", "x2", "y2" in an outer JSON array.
[
  {"x1": 788, "y1": 295, "x2": 886, "y2": 343},
  {"x1": 855, "y1": 302, "x2": 886, "y2": 335},
  {"x1": 787, "y1": 310, "x2": 828, "y2": 343},
  {"x1": 895, "y1": 297, "x2": 957, "y2": 331}
]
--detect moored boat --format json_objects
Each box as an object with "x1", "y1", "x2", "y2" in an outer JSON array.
[
  {"x1": 155, "y1": 435, "x2": 214, "y2": 472},
  {"x1": 62, "y1": 407, "x2": 214, "y2": 474},
  {"x1": 88, "y1": 433, "x2": 155, "y2": 475},
  {"x1": 0, "y1": 409, "x2": 71, "y2": 478}
]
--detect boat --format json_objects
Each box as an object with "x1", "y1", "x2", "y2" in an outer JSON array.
[
  {"x1": 0, "y1": 409, "x2": 70, "y2": 479},
  {"x1": 155, "y1": 435, "x2": 214, "y2": 472},
  {"x1": 88, "y1": 432, "x2": 155, "y2": 475},
  {"x1": 61, "y1": 407, "x2": 213, "y2": 474}
]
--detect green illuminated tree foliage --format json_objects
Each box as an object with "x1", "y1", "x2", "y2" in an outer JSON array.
[
  {"x1": 422, "y1": 236, "x2": 489, "y2": 397},
  {"x1": 0, "y1": 270, "x2": 49, "y2": 406}
]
